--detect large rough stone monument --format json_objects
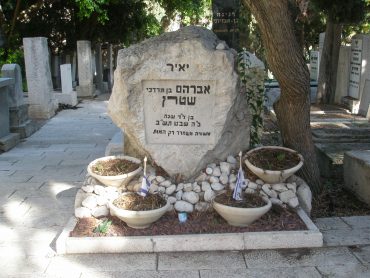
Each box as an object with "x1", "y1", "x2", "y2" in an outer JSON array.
[{"x1": 108, "y1": 26, "x2": 251, "y2": 179}]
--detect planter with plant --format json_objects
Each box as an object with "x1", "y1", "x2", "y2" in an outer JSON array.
[
  {"x1": 212, "y1": 152, "x2": 271, "y2": 227},
  {"x1": 87, "y1": 155, "x2": 142, "y2": 187},
  {"x1": 244, "y1": 146, "x2": 304, "y2": 184},
  {"x1": 109, "y1": 157, "x2": 169, "y2": 229}
]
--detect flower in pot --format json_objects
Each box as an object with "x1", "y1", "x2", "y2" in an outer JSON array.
[
  {"x1": 244, "y1": 146, "x2": 304, "y2": 184},
  {"x1": 212, "y1": 152, "x2": 271, "y2": 227},
  {"x1": 87, "y1": 155, "x2": 142, "y2": 187},
  {"x1": 109, "y1": 157, "x2": 169, "y2": 229}
]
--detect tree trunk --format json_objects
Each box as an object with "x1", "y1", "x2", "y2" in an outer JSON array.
[
  {"x1": 242, "y1": 0, "x2": 322, "y2": 194},
  {"x1": 316, "y1": 20, "x2": 342, "y2": 104}
]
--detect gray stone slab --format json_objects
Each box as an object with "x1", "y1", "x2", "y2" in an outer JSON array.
[
  {"x1": 200, "y1": 267, "x2": 321, "y2": 278},
  {"x1": 158, "y1": 251, "x2": 245, "y2": 270},
  {"x1": 341, "y1": 216, "x2": 370, "y2": 229},
  {"x1": 352, "y1": 245, "x2": 370, "y2": 264},
  {"x1": 322, "y1": 228, "x2": 370, "y2": 246},
  {"x1": 244, "y1": 247, "x2": 358, "y2": 268},
  {"x1": 314, "y1": 217, "x2": 351, "y2": 230},
  {"x1": 46, "y1": 253, "x2": 156, "y2": 275},
  {"x1": 317, "y1": 263, "x2": 370, "y2": 277},
  {"x1": 81, "y1": 270, "x2": 200, "y2": 278},
  {"x1": 0, "y1": 255, "x2": 51, "y2": 276}
]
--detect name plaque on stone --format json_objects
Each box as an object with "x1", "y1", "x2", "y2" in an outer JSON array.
[
  {"x1": 349, "y1": 39, "x2": 362, "y2": 99},
  {"x1": 143, "y1": 80, "x2": 216, "y2": 145}
]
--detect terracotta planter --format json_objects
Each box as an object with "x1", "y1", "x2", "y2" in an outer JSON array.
[
  {"x1": 244, "y1": 146, "x2": 304, "y2": 184},
  {"x1": 213, "y1": 198, "x2": 271, "y2": 227},
  {"x1": 87, "y1": 155, "x2": 142, "y2": 187},
  {"x1": 109, "y1": 194, "x2": 170, "y2": 229}
]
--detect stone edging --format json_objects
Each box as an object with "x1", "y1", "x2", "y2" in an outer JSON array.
[{"x1": 56, "y1": 208, "x2": 322, "y2": 254}]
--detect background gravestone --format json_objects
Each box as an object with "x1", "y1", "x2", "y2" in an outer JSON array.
[{"x1": 108, "y1": 26, "x2": 251, "y2": 179}]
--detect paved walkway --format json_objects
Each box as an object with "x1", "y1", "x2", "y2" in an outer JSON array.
[{"x1": 0, "y1": 97, "x2": 369, "y2": 277}]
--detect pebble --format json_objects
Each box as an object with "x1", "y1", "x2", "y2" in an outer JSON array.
[
  {"x1": 96, "y1": 195, "x2": 108, "y2": 206},
  {"x1": 75, "y1": 207, "x2": 91, "y2": 218},
  {"x1": 183, "y1": 183, "x2": 193, "y2": 192},
  {"x1": 220, "y1": 162, "x2": 231, "y2": 175},
  {"x1": 204, "y1": 189, "x2": 216, "y2": 202},
  {"x1": 248, "y1": 182, "x2": 258, "y2": 189},
  {"x1": 167, "y1": 204, "x2": 174, "y2": 212},
  {"x1": 229, "y1": 174, "x2": 237, "y2": 183},
  {"x1": 297, "y1": 183, "x2": 312, "y2": 214},
  {"x1": 92, "y1": 206, "x2": 109, "y2": 218},
  {"x1": 195, "y1": 172, "x2": 208, "y2": 182},
  {"x1": 272, "y1": 183, "x2": 288, "y2": 192},
  {"x1": 182, "y1": 191, "x2": 199, "y2": 204},
  {"x1": 227, "y1": 155, "x2": 237, "y2": 164},
  {"x1": 201, "y1": 181, "x2": 211, "y2": 192},
  {"x1": 156, "y1": 176, "x2": 165, "y2": 183},
  {"x1": 148, "y1": 175, "x2": 156, "y2": 182},
  {"x1": 82, "y1": 196, "x2": 97, "y2": 209},
  {"x1": 166, "y1": 184, "x2": 176, "y2": 195},
  {"x1": 133, "y1": 183, "x2": 141, "y2": 192},
  {"x1": 158, "y1": 186, "x2": 166, "y2": 194},
  {"x1": 207, "y1": 163, "x2": 217, "y2": 169},
  {"x1": 229, "y1": 183, "x2": 236, "y2": 190},
  {"x1": 176, "y1": 190, "x2": 183, "y2": 200},
  {"x1": 149, "y1": 183, "x2": 159, "y2": 194},
  {"x1": 219, "y1": 174, "x2": 229, "y2": 185},
  {"x1": 195, "y1": 202, "x2": 210, "y2": 212},
  {"x1": 168, "y1": 196, "x2": 177, "y2": 204},
  {"x1": 259, "y1": 191, "x2": 268, "y2": 198},
  {"x1": 209, "y1": 176, "x2": 219, "y2": 183},
  {"x1": 212, "y1": 167, "x2": 221, "y2": 177},
  {"x1": 241, "y1": 181, "x2": 248, "y2": 190},
  {"x1": 245, "y1": 188, "x2": 255, "y2": 194},
  {"x1": 287, "y1": 182, "x2": 297, "y2": 193},
  {"x1": 206, "y1": 167, "x2": 213, "y2": 175},
  {"x1": 211, "y1": 182, "x2": 224, "y2": 191},
  {"x1": 174, "y1": 200, "x2": 193, "y2": 213},
  {"x1": 267, "y1": 190, "x2": 278, "y2": 199},
  {"x1": 176, "y1": 183, "x2": 184, "y2": 192},
  {"x1": 82, "y1": 185, "x2": 94, "y2": 193},
  {"x1": 279, "y1": 190, "x2": 296, "y2": 203},
  {"x1": 193, "y1": 183, "x2": 201, "y2": 193},
  {"x1": 256, "y1": 179, "x2": 264, "y2": 185},
  {"x1": 93, "y1": 185, "x2": 106, "y2": 195},
  {"x1": 270, "y1": 197, "x2": 284, "y2": 206},
  {"x1": 262, "y1": 184, "x2": 271, "y2": 194},
  {"x1": 160, "y1": 180, "x2": 172, "y2": 188},
  {"x1": 288, "y1": 197, "x2": 299, "y2": 208},
  {"x1": 198, "y1": 191, "x2": 205, "y2": 201}
]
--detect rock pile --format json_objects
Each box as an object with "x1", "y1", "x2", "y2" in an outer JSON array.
[{"x1": 75, "y1": 155, "x2": 312, "y2": 218}]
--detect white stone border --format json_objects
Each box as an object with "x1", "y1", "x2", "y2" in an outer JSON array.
[{"x1": 56, "y1": 208, "x2": 322, "y2": 254}]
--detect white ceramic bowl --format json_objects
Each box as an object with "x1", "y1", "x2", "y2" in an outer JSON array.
[
  {"x1": 109, "y1": 194, "x2": 170, "y2": 229},
  {"x1": 244, "y1": 146, "x2": 304, "y2": 184},
  {"x1": 87, "y1": 155, "x2": 142, "y2": 187},
  {"x1": 213, "y1": 198, "x2": 271, "y2": 227}
]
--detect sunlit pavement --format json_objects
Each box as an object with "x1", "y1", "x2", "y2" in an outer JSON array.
[{"x1": 0, "y1": 96, "x2": 369, "y2": 277}]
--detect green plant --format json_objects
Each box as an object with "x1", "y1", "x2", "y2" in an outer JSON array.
[
  {"x1": 93, "y1": 219, "x2": 112, "y2": 234},
  {"x1": 237, "y1": 48, "x2": 265, "y2": 147},
  {"x1": 276, "y1": 152, "x2": 285, "y2": 161}
]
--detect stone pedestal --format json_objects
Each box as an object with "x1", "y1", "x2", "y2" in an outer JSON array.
[
  {"x1": 23, "y1": 37, "x2": 56, "y2": 119},
  {"x1": 1, "y1": 64, "x2": 38, "y2": 138},
  {"x1": 77, "y1": 41, "x2": 95, "y2": 97},
  {"x1": 0, "y1": 78, "x2": 20, "y2": 151},
  {"x1": 55, "y1": 64, "x2": 77, "y2": 106}
]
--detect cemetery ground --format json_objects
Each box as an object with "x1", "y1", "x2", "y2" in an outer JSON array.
[{"x1": 0, "y1": 95, "x2": 370, "y2": 277}]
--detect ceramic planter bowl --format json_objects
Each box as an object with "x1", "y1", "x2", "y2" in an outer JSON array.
[
  {"x1": 87, "y1": 155, "x2": 142, "y2": 187},
  {"x1": 244, "y1": 146, "x2": 304, "y2": 184},
  {"x1": 109, "y1": 194, "x2": 170, "y2": 229},
  {"x1": 213, "y1": 198, "x2": 271, "y2": 227}
]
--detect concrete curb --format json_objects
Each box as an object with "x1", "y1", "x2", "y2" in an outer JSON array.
[{"x1": 56, "y1": 208, "x2": 322, "y2": 254}]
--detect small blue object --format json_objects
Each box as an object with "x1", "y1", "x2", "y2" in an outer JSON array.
[{"x1": 178, "y1": 212, "x2": 187, "y2": 223}]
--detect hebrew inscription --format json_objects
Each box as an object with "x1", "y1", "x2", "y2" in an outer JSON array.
[{"x1": 143, "y1": 80, "x2": 216, "y2": 145}]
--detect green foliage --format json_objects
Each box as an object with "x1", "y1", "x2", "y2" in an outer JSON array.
[
  {"x1": 237, "y1": 49, "x2": 265, "y2": 148},
  {"x1": 93, "y1": 219, "x2": 112, "y2": 234}
]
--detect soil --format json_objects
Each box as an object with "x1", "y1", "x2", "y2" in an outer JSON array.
[
  {"x1": 71, "y1": 205, "x2": 307, "y2": 237},
  {"x1": 214, "y1": 192, "x2": 266, "y2": 208},
  {"x1": 92, "y1": 158, "x2": 139, "y2": 176},
  {"x1": 113, "y1": 193, "x2": 166, "y2": 211},
  {"x1": 246, "y1": 148, "x2": 301, "y2": 171}
]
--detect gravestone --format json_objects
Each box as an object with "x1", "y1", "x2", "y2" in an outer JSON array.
[
  {"x1": 334, "y1": 46, "x2": 351, "y2": 104},
  {"x1": 319, "y1": 32, "x2": 325, "y2": 59},
  {"x1": 54, "y1": 64, "x2": 77, "y2": 106},
  {"x1": 76, "y1": 40, "x2": 95, "y2": 97},
  {"x1": 347, "y1": 35, "x2": 370, "y2": 116},
  {"x1": 23, "y1": 37, "x2": 57, "y2": 119},
  {"x1": 1, "y1": 64, "x2": 38, "y2": 138},
  {"x1": 108, "y1": 26, "x2": 252, "y2": 179},
  {"x1": 212, "y1": 0, "x2": 240, "y2": 49},
  {"x1": 0, "y1": 78, "x2": 20, "y2": 151},
  {"x1": 95, "y1": 43, "x2": 104, "y2": 94},
  {"x1": 107, "y1": 44, "x2": 114, "y2": 92},
  {"x1": 309, "y1": 51, "x2": 319, "y2": 81}
]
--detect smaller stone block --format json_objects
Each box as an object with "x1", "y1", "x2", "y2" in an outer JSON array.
[
  {"x1": 0, "y1": 133, "x2": 20, "y2": 152},
  {"x1": 54, "y1": 91, "x2": 78, "y2": 106},
  {"x1": 344, "y1": 150, "x2": 370, "y2": 205}
]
